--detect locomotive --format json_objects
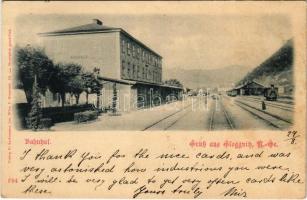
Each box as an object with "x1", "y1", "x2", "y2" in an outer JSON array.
[{"x1": 264, "y1": 84, "x2": 278, "y2": 101}]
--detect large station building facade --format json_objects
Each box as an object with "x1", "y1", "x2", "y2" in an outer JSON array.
[{"x1": 39, "y1": 19, "x2": 182, "y2": 111}]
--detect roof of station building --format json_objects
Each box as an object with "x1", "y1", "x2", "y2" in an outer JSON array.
[
  {"x1": 233, "y1": 80, "x2": 266, "y2": 90},
  {"x1": 38, "y1": 19, "x2": 162, "y2": 58},
  {"x1": 47, "y1": 24, "x2": 117, "y2": 34}
]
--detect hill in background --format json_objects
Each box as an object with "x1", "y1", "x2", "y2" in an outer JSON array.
[
  {"x1": 164, "y1": 65, "x2": 250, "y2": 89},
  {"x1": 236, "y1": 39, "x2": 294, "y2": 96},
  {"x1": 163, "y1": 39, "x2": 294, "y2": 96}
]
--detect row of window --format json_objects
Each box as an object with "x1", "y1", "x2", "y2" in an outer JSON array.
[
  {"x1": 121, "y1": 61, "x2": 161, "y2": 83},
  {"x1": 121, "y1": 39, "x2": 161, "y2": 68}
]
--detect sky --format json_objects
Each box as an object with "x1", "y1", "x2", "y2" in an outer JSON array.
[{"x1": 15, "y1": 14, "x2": 292, "y2": 71}]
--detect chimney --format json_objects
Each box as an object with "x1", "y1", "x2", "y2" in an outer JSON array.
[{"x1": 92, "y1": 19, "x2": 103, "y2": 25}]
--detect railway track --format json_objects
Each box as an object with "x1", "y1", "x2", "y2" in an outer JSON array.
[
  {"x1": 235, "y1": 97, "x2": 292, "y2": 123},
  {"x1": 142, "y1": 103, "x2": 193, "y2": 131},
  {"x1": 240, "y1": 96, "x2": 293, "y2": 111},
  {"x1": 234, "y1": 99, "x2": 292, "y2": 130},
  {"x1": 209, "y1": 98, "x2": 235, "y2": 131},
  {"x1": 243, "y1": 95, "x2": 293, "y2": 105},
  {"x1": 141, "y1": 95, "x2": 292, "y2": 131}
]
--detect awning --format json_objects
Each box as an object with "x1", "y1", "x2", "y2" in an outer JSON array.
[{"x1": 97, "y1": 76, "x2": 136, "y2": 85}]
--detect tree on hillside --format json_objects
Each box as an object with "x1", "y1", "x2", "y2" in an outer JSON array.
[
  {"x1": 16, "y1": 45, "x2": 54, "y2": 103},
  {"x1": 164, "y1": 79, "x2": 183, "y2": 88},
  {"x1": 49, "y1": 63, "x2": 84, "y2": 107}
]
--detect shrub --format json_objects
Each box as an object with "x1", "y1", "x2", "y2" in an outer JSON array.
[
  {"x1": 74, "y1": 110, "x2": 98, "y2": 123},
  {"x1": 15, "y1": 103, "x2": 31, "y2": 129},
  {"x1": 15, "y1": 103, "x2": 96, "y2": 129},
  {"x1": 43, "y1": 104, "x2": 96, "y2": 123},
  {"x1": 26, "y1": 117, "x2": 53, "y2": 130},
  {"x1": 38, "y1": 118, "x2": 53, "y2": 130}
]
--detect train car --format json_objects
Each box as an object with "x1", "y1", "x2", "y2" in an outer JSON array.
[
  {"x1": 226, "y1": 89, "x2": 237, "y2": 97},
  {"x1": 264, "y1": 85, "x2": 278, "y2": 101}
]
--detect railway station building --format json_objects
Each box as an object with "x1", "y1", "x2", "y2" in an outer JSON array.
[
  {"x1": 227, "y1": 81, "x2": 266, "y2": 96},
  {"x1": 39, "y1": 19, "x2": 183, "y2": 111}
]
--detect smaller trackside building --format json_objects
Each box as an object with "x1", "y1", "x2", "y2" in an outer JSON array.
[
  {"x1": 39, "y1": 19, "x2": 183, "y2": 111},
  {"x1": 227, "y1": 81, "x2": 265, "y2": 96}
]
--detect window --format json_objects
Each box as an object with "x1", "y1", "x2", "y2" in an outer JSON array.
[
  {"x1": 121, "y1": 40, "x2": 125, "y2": 53},
  {"x1": 137, "y1": 48, "x2": 140, "y2": 59},
  {"x1": 127, "y1": 42, "x2": 131, "y2": 55},
  {"x1": 144, "y1": 65, "x2": 148, "y2": 79},
  {"x1": 145, "y1": 53, "x2": 148, "y2": 64},
  {"x1": 142, "y1": 51, "x2": 145, "y2": 61},
  {"x1": 127, "y1": 68, "x2": 130, "y2": 78},
  {"x1": 133, "y1": 65, "x2": 136, "y2": 78},
  {"x1": 127, "y1": 62, "x2": 131, "y2": 77},
  {"x1": 132, "y1": 45, "x2": 135, "y2": 57},
  {"x1": 122, "y1": 60, "x2": 125, "y2": 76},
  {"x1": 137, "y1": 65, "x2": 140, "y2": 78},
  {"x1": 142, "y1": 68, "x2": 145, "y2": 79}
]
